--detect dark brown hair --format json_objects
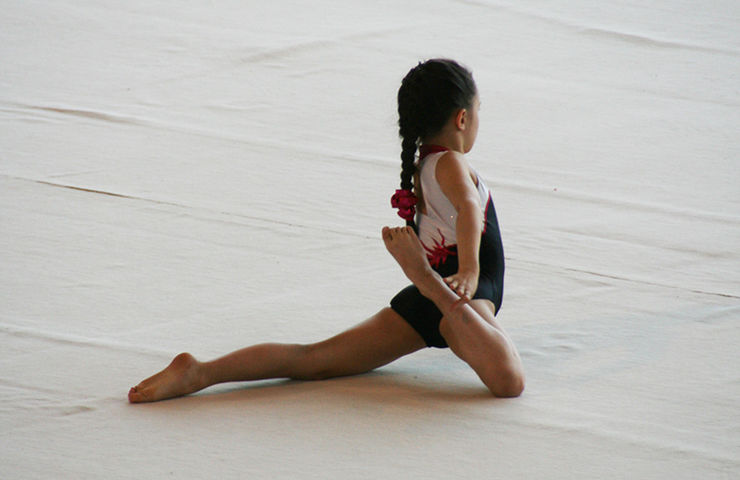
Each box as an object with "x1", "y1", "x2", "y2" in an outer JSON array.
[{"x1": 396, "y1": 59, "x2": 477, "y2": 226}]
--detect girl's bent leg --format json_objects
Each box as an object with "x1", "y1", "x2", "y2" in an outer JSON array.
[
  {"x1": 128, "y1": 308, "x2": 426, "y2": 403},
  {"x1": 382, "y1": 226, "x2": 524, "y2": 397},
  {"x1": 439, "y1": 300, "x2": 524, "y2": 397}
]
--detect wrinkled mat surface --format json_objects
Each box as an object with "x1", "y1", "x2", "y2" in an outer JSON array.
[{"x1": 1, "y1": 1, "x2": 738, "y2": 478}]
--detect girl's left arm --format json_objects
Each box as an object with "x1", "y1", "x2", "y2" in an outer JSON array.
[{"x1": 435, "y1": 152, "x2": 483, "y2": 300}]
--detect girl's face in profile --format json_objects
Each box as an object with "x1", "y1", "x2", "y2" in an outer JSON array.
[{"x1": 463, "y1": 95, "x2": 481, "y2": 153}]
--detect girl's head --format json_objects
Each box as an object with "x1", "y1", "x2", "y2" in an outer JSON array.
[{"x1": 394, "y1": 59, "x2": 478, "y2": 224}]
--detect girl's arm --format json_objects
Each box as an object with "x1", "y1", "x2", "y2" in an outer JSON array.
[{"x1": 435, "y1": 151, "x2": 483, "y2": 300}]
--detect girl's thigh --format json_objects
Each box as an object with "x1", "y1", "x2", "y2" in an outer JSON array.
[{"x1": 298, "y1": 307, "x2": 427, "y2": 379}]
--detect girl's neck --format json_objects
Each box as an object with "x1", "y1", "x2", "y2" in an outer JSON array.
[{"x1": 422, "y1": 131, "x2": 466, "y2": 154}]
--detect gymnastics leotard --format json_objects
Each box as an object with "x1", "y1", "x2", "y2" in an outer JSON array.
[{"x1": 390, "y1": 145, "x2": 505, "y2": 348}]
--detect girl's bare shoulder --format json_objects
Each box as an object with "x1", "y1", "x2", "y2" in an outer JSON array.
[{"x1": 435, "y1": 150, "x2": 474, "y2": 184}]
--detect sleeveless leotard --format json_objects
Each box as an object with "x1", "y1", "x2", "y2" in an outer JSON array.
[
  {"x1": 416, "y1": 150, "x2": 491, "y2": 267},
  {"x1": 390, "y1": 145, "x2": 505, "y2": 348}
]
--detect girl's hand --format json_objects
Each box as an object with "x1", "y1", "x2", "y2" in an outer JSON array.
[{"x1": 444, "y1": 269, "x2": 478, "y2": 301}]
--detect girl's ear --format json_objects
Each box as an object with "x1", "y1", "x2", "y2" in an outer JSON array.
[{"x1": 455, "y1": 108, "x2": 468, "y2": 131}]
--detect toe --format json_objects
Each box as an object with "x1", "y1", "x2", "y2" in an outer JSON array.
[{"x1": 128, "y1": 387, "x2": 140, "y2": 403}]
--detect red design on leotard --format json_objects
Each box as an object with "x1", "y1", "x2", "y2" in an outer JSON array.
[{"x1": 422, "y1": 229, "x2": 457, "y2": 268}]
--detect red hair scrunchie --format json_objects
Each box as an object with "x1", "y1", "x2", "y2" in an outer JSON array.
[{"x1": 390, "y1": 189, "x2": 417, "y2": 222}]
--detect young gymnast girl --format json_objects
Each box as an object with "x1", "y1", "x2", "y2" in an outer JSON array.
[{"x1": 128, "y1": 59, "x2": 525, "y2": 402}]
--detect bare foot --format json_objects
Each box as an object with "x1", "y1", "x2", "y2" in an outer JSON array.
[
  {"x1": 382, "y1": 226, "x2": 439, "y2": 296},
  {"x1": 128, "y1": 353, "x2": 206, "y2": 403}
]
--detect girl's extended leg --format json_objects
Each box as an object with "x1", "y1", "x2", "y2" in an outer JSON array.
[
  {"x1": 128, "y1": 307, "x2": 426, "y2": 403},
  {"x1": 382, "y1": 226, "x2": 524, "y2": 397}
]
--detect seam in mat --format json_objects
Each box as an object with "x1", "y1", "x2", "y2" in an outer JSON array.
[
  {"x1": 4, "y1": 175, "x2": 737, "y2": 300},
  {"x1": 2, "y1": 174, "x2": 375, "y2": 240},
  {"x1": 1, "y1": 100, "x2": 391, "y2": 170},
  {"x1": 456, "y1": 0, "x2": 740, "y2": 57},
  {"x1": 513, "y1": 257, "x2": 740, "y2": 300},
  {"x1": 0, "y1": 320, "x2": 172, "y2": 359},
  {"x1": 7, "y1": 102, "x2": 738, "y2": 226}
]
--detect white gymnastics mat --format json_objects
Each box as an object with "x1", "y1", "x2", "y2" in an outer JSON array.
[{"x1": 1, "y1": 1, "x2": 738, "y2": 478}]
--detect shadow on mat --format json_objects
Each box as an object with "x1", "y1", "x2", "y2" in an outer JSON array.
[{"x1": 135, "y1": 368, "x2": 500, "y2": 409}]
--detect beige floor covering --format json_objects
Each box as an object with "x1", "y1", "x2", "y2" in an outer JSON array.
[{"x1": 2, "y1": 1, "x2": 739, "y2": 478}]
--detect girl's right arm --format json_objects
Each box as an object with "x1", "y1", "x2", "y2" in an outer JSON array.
[{"x1": 435, "y1": 151, "x2": 483, "y2": 300}]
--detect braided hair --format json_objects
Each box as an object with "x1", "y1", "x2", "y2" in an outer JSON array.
[{"x1": 394, "y1": 59, "x2": 478, "y2": 227}]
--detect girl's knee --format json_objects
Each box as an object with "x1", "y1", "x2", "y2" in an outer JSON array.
[
  {"x1": 487, "y1": 365, "x2": 525, "y2": 398},
  {"x1": 479, "y1": 362, "x2": 525, "y2": 398}
]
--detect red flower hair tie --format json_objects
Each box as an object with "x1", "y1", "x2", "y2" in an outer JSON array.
[{"x1": 390, "y1": 189, "x2": 417, "y2": 222}]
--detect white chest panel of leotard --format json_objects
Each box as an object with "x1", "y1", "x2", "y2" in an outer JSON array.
[{"x1": 415, "y1": 151, "x2": 490, "y2": 252}]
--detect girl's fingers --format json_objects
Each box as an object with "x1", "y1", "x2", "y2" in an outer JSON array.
[{"x1": 444, "y1": 275, "x2": 476, "y2": 301}]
